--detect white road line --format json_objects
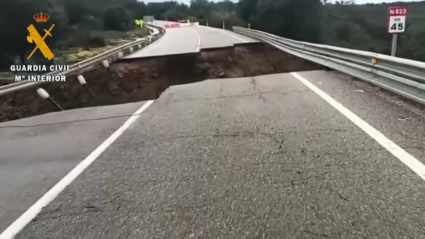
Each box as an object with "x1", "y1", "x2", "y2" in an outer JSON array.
[
  {"x1": 0, "y1": 100, "x2": 155, "y2": 239},
  {"x1": 291, "y1": 72, "x2": 425, "y2": 181},
  {"x1": 192, "y1": 28, "x2": 201, "y2": 52},
  {"x1": 125, "y1": 36, "x2": 164, "y2": 58},
  {"x1": 198, "y1": 25, "x2": 247, "y2": 43},
  {"x1": 221, "y1": 29, "x2": 247, "y2": 43}
]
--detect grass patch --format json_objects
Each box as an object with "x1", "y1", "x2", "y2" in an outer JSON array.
[
  {"x1": 91, "y1": 27, "x2": 151, "y2": 41},
  {"x1": 90, "y1": 30, "x2": 129, "y2": 40},
  {"x1": 58, "y1": 27, "x2": 152, "y2": 64}
]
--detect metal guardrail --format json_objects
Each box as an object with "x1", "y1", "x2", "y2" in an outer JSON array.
[
  {"x1": 0, "y1": 24, "x2": 165, "y2": 97},
  {"x1": 233, "y1": 27, "x2": 425, "y2": 105}
]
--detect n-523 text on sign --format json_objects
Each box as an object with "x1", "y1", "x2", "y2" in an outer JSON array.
[{"x1": 388, "y1": 6, "x2": 407, "y2": 34}]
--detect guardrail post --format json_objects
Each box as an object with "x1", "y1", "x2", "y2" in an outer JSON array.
[
  {"x1": 207, "y1": 21, "x2": 209, "y2": 26},
  {"x1": 0, "y1": 26, "x2": 167, "y2": 98},
  {"x1": 36, "y1": 88, "x2": 64, "y2": 111},
  {"x1": 77, "y1": 75, "x2": 86, "y2": 85},
  {"x1": 248, "y1": 23, "x2": 251, "y2": 29},
  {"x1": 102, "y1": 59, "x2": 115, "y2": 82},
  {"x1": 78, "y1": 75, "x2": 100, "y2": 104},
  {"x1": 223, "y1": 22, "x2": 225, "y2": 29},
  {"x1": 102, "y1": 60, "x2": 110, "y2": 69}
]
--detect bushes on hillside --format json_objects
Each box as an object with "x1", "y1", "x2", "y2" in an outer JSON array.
[
  {"x1": 1, "y1": 0, "x2": 425, "y2": 69},
  {"x1": 102, "y1": 7, "x2": 133, "y2": 31}
]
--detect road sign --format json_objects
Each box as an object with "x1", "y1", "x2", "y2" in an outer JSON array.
[
  {"x1": 143, "y1": 16, "x2": 154, "y2": 23},
  {"x1": 388, "y1": 6, "x2": 407, "y2": 56},
  {"x1": 388, "y1": 6, "x2": 407, "y2": 33}
]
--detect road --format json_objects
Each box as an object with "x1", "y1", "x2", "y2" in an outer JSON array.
[
  {"x1": 0, "y1": 102, "x2": 149, "y2": 235},
  {"x1": 147, "y1": 25, "x2": 159, "y2": 35},
  {"x1": 124, "y1": 21, "x2": 258, "y2": 58},
  {"x1": 2, "y1": 69, "x2": 425, "y2": 238}
]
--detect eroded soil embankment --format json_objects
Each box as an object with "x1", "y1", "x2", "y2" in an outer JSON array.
[{"x1": 0, "y1": 43, "x2": 321, "y2": 123}]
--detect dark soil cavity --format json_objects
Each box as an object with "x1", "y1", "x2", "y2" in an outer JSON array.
[{"x1": 0, "y1": 42, "x2": 321, "y2": 123}]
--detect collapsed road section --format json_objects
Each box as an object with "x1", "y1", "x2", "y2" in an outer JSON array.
[{"x1": 0, "y1": 42, "x2": 321, "y2": 123}]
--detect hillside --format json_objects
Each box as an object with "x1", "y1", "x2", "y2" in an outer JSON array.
[
  {"x1": 322, "y1": 1, "x2": 425, "y2": 61},
  {"x1": 0, "y1": 0, "x2": 424, "y2": 70}
]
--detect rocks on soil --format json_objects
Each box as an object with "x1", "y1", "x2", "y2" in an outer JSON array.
[{"x1": 0, "y1": 42, "x2": 321, "y2": 123}]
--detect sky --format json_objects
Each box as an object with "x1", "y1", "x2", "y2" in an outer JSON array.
[{"x1": 141, "y1": 0, "x2": 424, "y2": 4}]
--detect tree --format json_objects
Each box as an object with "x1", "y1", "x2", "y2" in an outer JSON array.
[
  {"x1": 162, "y1": 9, "x2": 184, "y2": 21},
  {"x1": 0, "y1": 0, "x2": 68, "y2": 66},
  {"x1": 1, "y1": 0, "x2": 425, "y2": 69},
  {"x1": 102, "y1": 7, "x2": 133, "y2": 31},
  {"x1": 63, "y1": 0, "x2": 95, "y2": 25},
  {"x1": 190, "y1": 0, "x2": 212, "y2": 19},
  {"x1": 238, "y1": 0, "x2": 258, "y2": 23}
]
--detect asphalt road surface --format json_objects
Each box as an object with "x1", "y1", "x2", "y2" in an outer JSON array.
[
  {"x1": 0, "y1": 102, "x2": 149, "y2": 235},
  {"x1": 124, "y1": 21, "x2": 258, "y2": 58},
  {"x1": 2, "y1": 70, "x2": 425, "y2": 238}
]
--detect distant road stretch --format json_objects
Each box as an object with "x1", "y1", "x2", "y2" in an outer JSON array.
[{"x1": 125, "y1": 20, "x2": 258, "y2": 58}]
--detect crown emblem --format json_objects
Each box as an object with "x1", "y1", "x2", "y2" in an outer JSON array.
[{"x1": 33, "y1": 12, "x2": 50, "y2": 23}]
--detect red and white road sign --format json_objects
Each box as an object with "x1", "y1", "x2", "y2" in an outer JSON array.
[
  {"x1": 164, "y1": 23, "x2": 180, "y2": 29},
  {"x1": 388, "y1": 6, "x2": 407, "y2": 33}
]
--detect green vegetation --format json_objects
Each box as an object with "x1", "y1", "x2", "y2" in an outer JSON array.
[
  {"x1": 120, "y1": 0, "x2": 425, "y2": 62},
  {"x1": 155, "y1": 0, "x2": 425, "y2": 62},
  {"x1": 0, "y1": 0, "x2": 151, "y2": 69},
  {"x1": 321, "y1": 1, "x2": 425, "y2": 61},
  {"x1": 1, "y1": 0, "x2": 424, "y2": 70}
]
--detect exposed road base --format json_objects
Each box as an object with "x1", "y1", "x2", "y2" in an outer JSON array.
[{"x1": 0, "y1": 43, "x2": 320, "y2": 123}]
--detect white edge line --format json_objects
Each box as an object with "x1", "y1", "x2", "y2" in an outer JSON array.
[
  {"x1": 291, "y1": 72, "x2": 425, "y2": 181},
  {"x1": 126, "y1": 31, "x2": 167, "y2": 58},
  {"x1": 221, "y1": 29, "x2": 247, "y2": 43},
  {"x1": 192, "y1": 28, "x2": 201, "y2": 52},
  {"x1": 197, "y1": 25, "x2": 248, "y2": 45},
  {"x1": 0, "y1": 100, "x2": 155, "y2": 239}
]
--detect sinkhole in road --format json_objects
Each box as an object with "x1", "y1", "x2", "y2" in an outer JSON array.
[{"x1": 0, "y1": 42, "x2": 322, "y2": 123}]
